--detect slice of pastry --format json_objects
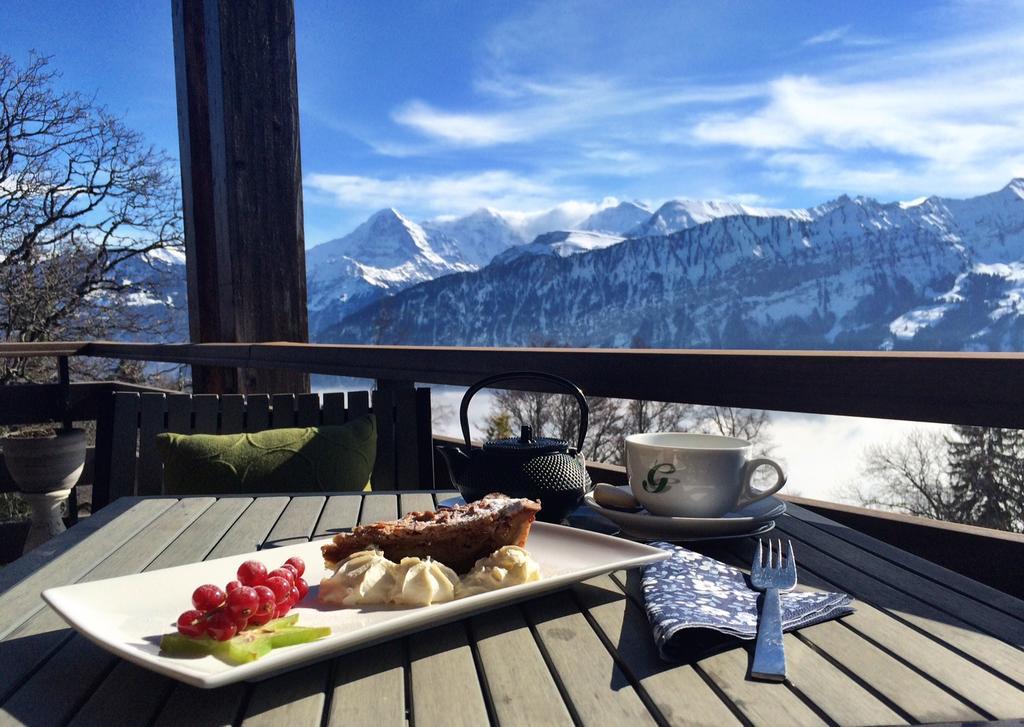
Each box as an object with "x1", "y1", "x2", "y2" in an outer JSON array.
[{"x1": 321, "y1": 493, "x2": 541, "y2": 573}]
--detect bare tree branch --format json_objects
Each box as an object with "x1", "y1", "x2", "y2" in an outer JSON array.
[
  {"x1": 0, "y1": 53, "x2": 183, "y2": 383},
  {"x1": 484, "y1": 391, "x2": 772, "y2": 466}
]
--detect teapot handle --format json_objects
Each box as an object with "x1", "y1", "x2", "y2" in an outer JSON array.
[{"x1": 460, "y1": 371, "x2": 590, "y2": 452}]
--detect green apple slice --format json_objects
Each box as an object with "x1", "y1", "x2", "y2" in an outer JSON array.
[{"x1": 160, "y1": 615, "x2": 330, "y2": 664}]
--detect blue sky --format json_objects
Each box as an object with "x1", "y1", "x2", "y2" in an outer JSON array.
[{"x1": 6, "y1": 0, "x2": 1024, "y2": 246}]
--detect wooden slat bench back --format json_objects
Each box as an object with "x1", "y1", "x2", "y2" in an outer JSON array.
[{"x1": 92, "y1": 389, "x2": 434, "y2": 508}]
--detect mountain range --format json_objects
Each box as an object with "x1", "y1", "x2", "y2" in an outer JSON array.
[
  {"x1": 302, "y1": 197, "x2": 824, "y2": 337},
  {"x1": 319, "y1": 180, "x2": 1024, "y2": 351},
  {"x1": 130, "y1": 180, "x2": 1024, "y2": 352}
]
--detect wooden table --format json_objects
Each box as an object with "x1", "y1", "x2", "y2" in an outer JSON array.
[{"x1": 2, "y1": 492, "x2": 1023, "y2": 726}]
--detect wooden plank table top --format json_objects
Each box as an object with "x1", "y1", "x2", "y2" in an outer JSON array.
[{"x1": 2, "y1": 491, "x2": 1023, "y2": 726}]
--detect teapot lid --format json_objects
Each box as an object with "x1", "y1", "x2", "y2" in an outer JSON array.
[{"x1": 484, "y1": 425, "x2": 569, "y2": 456}]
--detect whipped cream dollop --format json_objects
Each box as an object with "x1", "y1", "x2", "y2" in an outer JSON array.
[
  {"x1": 318, "y1": 547, "x2": 398, "y2": 606},
  {"x1": 319, "y1": 545, "x2": 541, "y2": 607},
  {"x1": 391, "y1": 557, "x2": 459, "y2": 606},
  {"x1": 455, "y1": 546, "x2": 541, "y2": 598}
]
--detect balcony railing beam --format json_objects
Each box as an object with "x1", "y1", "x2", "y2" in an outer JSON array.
[{"x1": 45, "y1": 341, "x2": 1024, "y2": 429}]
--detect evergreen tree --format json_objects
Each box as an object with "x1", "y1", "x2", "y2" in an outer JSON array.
[
  {"x1": 483, "y1": 412, "x2": 513, "y2": 441},
  {"x1": 946, "y1": 426, "x2": 1024, "y2": 531}
]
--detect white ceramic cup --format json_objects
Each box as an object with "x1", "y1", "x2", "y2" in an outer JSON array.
[{"x1": 625, "y1": 432, "x2": 786, "y2": 517}]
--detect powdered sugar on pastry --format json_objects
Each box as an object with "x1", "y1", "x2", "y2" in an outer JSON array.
[{"x1": 321, "y1": 493, "x2": 541, "y2": 573}]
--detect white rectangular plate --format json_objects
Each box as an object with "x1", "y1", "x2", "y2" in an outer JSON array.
[{"x1": 42, "y1": 522, "x2": 669, "y2": 688}]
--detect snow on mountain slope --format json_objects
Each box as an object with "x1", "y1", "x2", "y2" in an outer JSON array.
[
  {"x1": 307, "y1": 208, "x2": 448, "y2": 271},
  {"x1": 322, "y1": 181, "x2": 1024, "y2": 352},
  {"x1": 578, "y1": 201, "x2": 651, "y2": 235},
  {"x1": 629, "y1": 199, "x2": 809, "y2": 237},
  {"x1": 492, "y1": 230, "x2": 626, "y2": 265},
  {"x1": 132, "y1": 179, "x2": 1024, "y2": 352},
  {"x1": 304, "y1": 196, "x2": 807, "y2": 338},
  {"x1": 911, "y1": 179, "x2": 1024, "y2": 263},
  {"x1": 422, "y1": 207, "x2": 525, "y2": 267},
  {"x1": 108, "y1": 247, "x2": 189, "y2": 341},
  {"x1": 305, "y1": 208, "x2": 473, "y2": 338},
  {"x1": 499, "y1": 204, "x2": 603, "y2": 241}
]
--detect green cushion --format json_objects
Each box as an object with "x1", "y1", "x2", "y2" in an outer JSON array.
[{"x1": 154, "y1": 416, "x2": 376, "y2": 495}]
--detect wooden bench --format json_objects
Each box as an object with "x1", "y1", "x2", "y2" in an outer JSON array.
[{"x1": 91, "y1": 388, "x2": 434, "y2": 509}]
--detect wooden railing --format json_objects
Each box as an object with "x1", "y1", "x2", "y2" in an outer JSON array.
[
  {"x1": 3, "y1": 340, "x2": 1024, "y2": 596},
  {"x1": 8, "y1": 340, "x2": 1024, "y2": 427}
]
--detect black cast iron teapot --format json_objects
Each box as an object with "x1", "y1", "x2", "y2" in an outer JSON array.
[{"x1": 437, "y1": 371, "x2": 592, "y2": 522}]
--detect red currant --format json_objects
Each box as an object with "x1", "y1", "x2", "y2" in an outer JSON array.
[
  {"x1": 288, "y1": 585, "x2": 301, "y2": 604},
  {"x1": 295, "y1": 577, "x2": 309, "y2": 600},
  {"x1": 192, "y1": 584, "x2": 226, "y2": 612},
  {"x1": 231, "y1": 612, "x2": 249, "y2": 632},
  {"x1": 205, "y1": 609, "x2": 238, "y2": 641},
  {"x1": 225, "y1": 580, "x2": 242, "y2": 594},
  {"x1": 237, "y1": 560, "x2": 268, "y2": 587},
  {"x1": 247, "y1": 608, "x2": 273, "y2": 627},
  {"x1": 177, "y1": 609, "x2": 206, "y2": 638},
  {"x1": 268, "y1": 567, "x2": 295, "y2": 585},
  {"x1": 248, "y1": 592, "x2": 275, "y2": 626},
  {"x1": 284, "y1": 556, "x2": 305, "y2": 577},
  {"x1": 227, "y1": 585, "x2": 260, "y2": 619},
  {"x1": 264, "y1": 575, "x2": 291, "y2": 603},
  {"x1": 273, "y1": 602, "x2": 291, "y2": 618}
]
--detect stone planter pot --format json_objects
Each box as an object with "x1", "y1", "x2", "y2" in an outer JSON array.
[{"x1": 1, "y1": 429, "x2": 86, "y2": 553}]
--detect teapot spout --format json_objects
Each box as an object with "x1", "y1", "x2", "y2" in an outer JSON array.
[{"x1": 436, "y1": 445, "x2": 471, "y2": 489}]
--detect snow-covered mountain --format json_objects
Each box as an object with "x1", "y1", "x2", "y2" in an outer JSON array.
[
  {"x1": 628, "y1": 199, "x2": 809, "y2": 237},
  {"x1": 578, "y1": 201, "x2": 651, "y2": 235},
  {"x1": 107, "y1": 247, "x2": 189, "y2": 341},
  {"x1": 305, "y1": 208, "x2": 474, "y2": 338},
  {"x1": 125, "y1": 180, "x2": 1024, "y2": 352},
  {"x1": 304, "y1": 197, "x2": 818, "y2": 336},
  {"x1": 422, "y1": 208, "x2": 525, "y2": 267},
  {"x1": 492, "y1": 230, "x2": 626, "y2": 265},
  {"x1": 321, "y1": 180, "x2": 1024, "y2": 352}
]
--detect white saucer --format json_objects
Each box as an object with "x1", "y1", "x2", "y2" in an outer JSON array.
[
  {"x1": 613, "y1": 520, "x2": 777, "y2": 543},
  {"x1": 582, "y1": 491, "x2": 786, "y2": 540}
]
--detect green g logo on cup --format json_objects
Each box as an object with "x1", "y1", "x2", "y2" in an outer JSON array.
[{"x1": 642, "y1": 463, "x2": 677, "y2": 493}]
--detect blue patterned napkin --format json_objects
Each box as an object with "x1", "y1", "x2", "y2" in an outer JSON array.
[{"x1": 642, "y1": 542, "x2": 855, "y2": 661}]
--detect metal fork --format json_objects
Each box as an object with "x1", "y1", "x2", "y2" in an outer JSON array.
[{"x1": 749, "y1": 539, "x2": 797, "y2": 682}]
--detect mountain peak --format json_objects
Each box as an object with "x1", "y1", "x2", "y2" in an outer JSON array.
[
  {"x1": 579, "y1": 201, "x2": 653, "y2": 235},
  {"x1": 324, "y1": 178, "x2": 1024, "y2": 350},
  {"x1": 310, "y1": 206, "x2": 446, "y2": 270},
  {"x1": 629, "y1": 198, "x2": 807, "y2": 237},
  {"x1": 811, "y1": 193, "x2": 879, "y2": 217},
  {"x1": 492, "y1": 229, "x2": 625, "y2": 265},
  {"x1": 420, "y1": 207, "x2": 524, "y2": 266},
  {"x1": 371, "y1": 207, "x2": 411, "y2": 224}
]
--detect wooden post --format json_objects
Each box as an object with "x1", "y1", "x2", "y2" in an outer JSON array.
[
  {"x1": 172, "y1": 0, "x2": 309, "y2": 394},
  {"x1": 56, "y1": 356, "x2": 72, "y2": 432}
]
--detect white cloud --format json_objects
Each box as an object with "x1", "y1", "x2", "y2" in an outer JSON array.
[
  {"x1": 726, "y1": 192, "x2": 776, "y2": 206},
  {"x1": 766, "y1": 150, "x2": 1024, "y2": 197},
  {"x1": 312, "y1": 4, "x2": 1024, "y2": 214},
  {"x1": 803, "y1": 26, "x2": 850, "y2": 46},
  {"x1": 500, "y1": 200, "x2": 611, "y2": 239},
  {"x1": 391, "y1": 100, "x2": 540, "y2": 147},
  {"x1": 690, "y1": 30, "x2": 1024, "y2": 196},
  {"x1": 305, "y1": 169, "x2": 572, "y2": 217},
  {"x1": 695, "y1": 73, "x2": 1024, "y2": 156},
  {"x1": 389, "y1": 75, "x2": 762, "y2": 148},
  {"x1": 304, "y1": 170, "x2": 628, "y2": 237},
  {"x1": 801, "y1": 25, "x2": 885, "y2": 48}
]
